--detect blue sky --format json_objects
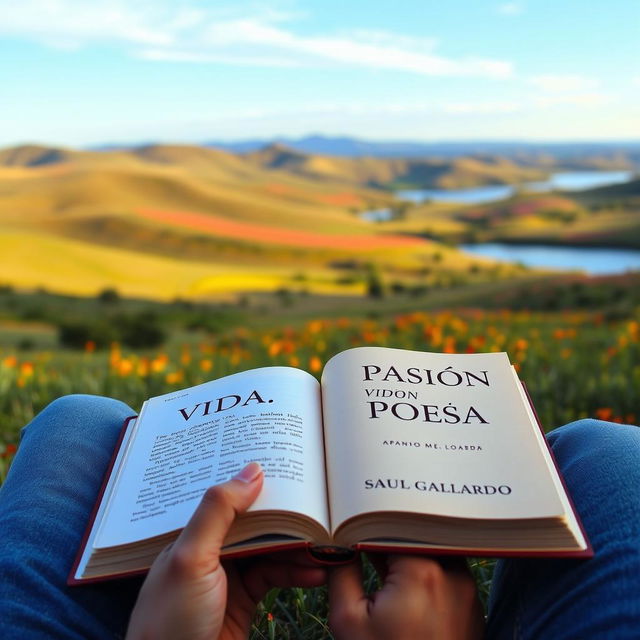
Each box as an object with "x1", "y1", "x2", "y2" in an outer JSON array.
[{"x1": 0, "y1": 0, "x2": 638, "y2": 147}]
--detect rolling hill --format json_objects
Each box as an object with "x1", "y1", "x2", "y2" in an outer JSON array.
[
  {"x1": 7, "y1": 140, "x2": 633, "y2": 302},
  {"x1": 244, "y1": 143, "x2": 549, "y2": 189},
  {"x1": 1, "y1": 142, "x2": 513, "y2": 300}
]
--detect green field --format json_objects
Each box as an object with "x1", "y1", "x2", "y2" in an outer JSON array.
[{"x1": 1, "y1": 285, "x2": 639, "y2": 637}]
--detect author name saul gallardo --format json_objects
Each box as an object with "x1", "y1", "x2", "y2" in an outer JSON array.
[{"x1": 364, "y1": 478, "x2": 513, "y2": 495}]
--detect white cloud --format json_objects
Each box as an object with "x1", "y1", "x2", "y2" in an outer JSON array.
[
  {"x1": 526, "y1": 74, "x2": 613, "y2": 108},
  {"x1": 534, "y1": 92, "x2": 613, "y2": 108},
  {"x1": 498, "y1": 2, "x2": 524, "y2": 15},
  {"x1": 0, "y1": 0, "x2": 175, "y2": 48},
  {"x1": 441, "y1": 101, "x2": 521, "y2": 114},
  {"x1": 529, "y1": 74, "x2": 600, "y2": 93},
  {"x1": 0, "y1": 0, "x2": 513, "y2": 79},
  {"x1": 141, "y1": 18, "x2": 513, "y2": 78}
]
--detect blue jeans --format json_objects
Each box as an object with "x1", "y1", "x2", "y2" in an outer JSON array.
[
  {"x1": 487, "y1": 418, "x2": 640, "y2": 638},
  {"x1": 0, "y1": 396, "x2": 639, "y2": 639}
]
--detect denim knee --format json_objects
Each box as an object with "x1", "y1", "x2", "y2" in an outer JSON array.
[
  {"x1": 21, "y1": 394, "x2": 135, "y2": 440},
  {"x1": 547, "y1": 418, "x2": 640, "y2": 480}
]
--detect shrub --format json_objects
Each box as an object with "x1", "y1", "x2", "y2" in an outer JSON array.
[
  {"x1": 115, "y1": 312, "x2": 166, "y2": 349},
  {"x1": 58, "y1": 320, "x2": 117, "y2": 349},
  {"x1": 97, "y1": 288, "x2": 120, "y2": 304}
]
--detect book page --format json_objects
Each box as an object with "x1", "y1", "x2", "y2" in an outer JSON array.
[
  {"x1": 321, "y1": 347, "x2": 567, "y2": 532},
  {"x1": 95, "y1": 367, "x2": 329, "y2": 548}
]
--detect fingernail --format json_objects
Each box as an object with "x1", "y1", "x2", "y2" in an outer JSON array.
[{"x1": 234, "y1": 462, "x2": 263, "y2": 483}]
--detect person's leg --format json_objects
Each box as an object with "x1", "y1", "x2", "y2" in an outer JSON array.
[
  {"x1": 487, "y1": 419, "x2": 640, "y2": 639},
  {"x1": 0, "y1": 395, "x2": 144, "y2": 639}
]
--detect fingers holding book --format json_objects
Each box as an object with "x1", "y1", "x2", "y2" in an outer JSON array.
[
  {"x1": 328, "y1": 554, "x2": 485, "y2": 640},
  {"x1": 127, "y1": 461, "x2": 485, "y2": 640},
  {"x1": 126, "y1": 463, "x2": 326, "y2": 640}
]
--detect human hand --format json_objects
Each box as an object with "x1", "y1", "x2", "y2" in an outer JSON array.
[
  {"x1": 126, "y1": 462, "x2": 327, "y2": 640},
  {"x1": 329, "y1": 554, "x2": 485, "y2": 640}
]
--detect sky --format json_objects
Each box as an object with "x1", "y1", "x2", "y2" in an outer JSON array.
[{"x1": 0, "y1": 0, "x2": 639, "y2": 147}]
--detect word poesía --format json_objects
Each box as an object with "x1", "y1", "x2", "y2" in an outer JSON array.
[{"x1": 367, "y1": 401, "x2": 488, "y2": 424}]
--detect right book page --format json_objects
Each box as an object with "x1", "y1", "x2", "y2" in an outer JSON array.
[{"x1": 321, "y1": 347, "x2": 571, "y2": 536}]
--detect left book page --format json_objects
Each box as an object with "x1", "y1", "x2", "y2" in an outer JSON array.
[{"x1": 93, "y1": 367, "x2": 330, "y2": 549}]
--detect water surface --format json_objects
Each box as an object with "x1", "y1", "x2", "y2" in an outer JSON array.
[
  {"x1": 396, "y1": 170, "x2": 634, "y2": 206},
  {"x1": 460, "y1": 243, "x2": 640, "y2": 275}
]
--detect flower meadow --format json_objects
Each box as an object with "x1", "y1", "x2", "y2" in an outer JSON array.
[{"x1": 0, "y1": 308, "x2": 638, "y2": 637}]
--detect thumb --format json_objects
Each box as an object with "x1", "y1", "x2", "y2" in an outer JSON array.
[
  {"x1": 173, "y1": 462, "x2": 264, "y2": 575},
  {"x1": 328, "y1": 559, "x2": 367, "y2": 632}
]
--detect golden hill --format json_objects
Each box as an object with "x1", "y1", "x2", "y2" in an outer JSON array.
[
  {"x1": 1, "y1": 142, "x2": 513, "y2": 299},
  {"x1": 0, "y1": 143, "x2": 393, "y2": 229},
  {"x1": 245, "y1": 143, "x2": 548, "y2": 189}
]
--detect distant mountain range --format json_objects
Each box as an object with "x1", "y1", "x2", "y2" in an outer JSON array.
[{"x1": 205, "y1": 135, "x2": 640, "y2": 164}]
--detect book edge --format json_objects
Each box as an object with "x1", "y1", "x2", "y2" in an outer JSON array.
[
  {"x1": 520, "y1": 382, "x2": 593, "y2": 557},
  {"x1": 67, "y1": 415, "x2": 138, "y2": 586}
]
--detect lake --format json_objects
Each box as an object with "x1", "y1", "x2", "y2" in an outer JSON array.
[
  {"x1": 397, "y1": 170, "x2": 634, "y2": 205},
  {"x1": 360, "y1": 169, "x2": 639, "y2": 274},
  {"x1": 459, "y1": 243, "x2": 640, "y2": 275}
]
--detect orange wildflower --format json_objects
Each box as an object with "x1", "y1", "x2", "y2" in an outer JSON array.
[
  {"x1": 118, "y1": 359, "x2": 134, "y2": 376},
  {"x1": 20, "y1": 362, "x2": 34, "y2": 377},
  {"x1": 280, "y1": 340, "x2": 295, "y2": 355},
  {"x1": 151, "y1": 354, "x2": 169, "y2": 373},
  {"x1": 595, "y1": 407, "x2": 614, "y2": 421},
  {"x1": 166, "y1": 370, "x2": 184, "y2": 385},
  {"x1": 309, "y1": 356, "x2": 322, "y2": 373},
  {"x1": 514, "y1": 338, "x2": 528, "y2": 352},
  {"x1": 442, "y1": 337, "x2": 456, "y2": 354},
  {"x1": 268, "y1": 342, "x2": 282, "y2": 357},
  {"x1": 1, "y1": 444, "x2": 17, "y2": 458},
  {"x1": 307, "y1": 320, "x2": 324, "y2": 334},
  {"x1": 109, "y1": 343, "x2": 121, "y2": 368},
  {"x1": 137, "y1": 358, "x2": 150, "y2": 377},
  {"x1": 2, "y1": 355, "x2": 17, "y2": 368}
]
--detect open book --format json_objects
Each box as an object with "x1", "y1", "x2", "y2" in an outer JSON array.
[{"x1": 70, "y1": 347, "x2": 591, "y2": 583}]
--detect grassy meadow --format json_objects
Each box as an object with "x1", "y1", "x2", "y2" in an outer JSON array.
[
  {"x1": 1, "y1": 142, "x2": 639, "y2": 637},
  {"x1": 1, "y1": 289, "x2": 639, "y2": 637}
]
